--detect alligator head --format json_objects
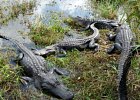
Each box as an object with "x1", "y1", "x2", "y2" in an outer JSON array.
[{"x1": 36, "y1": 72, "x2": 74, "y2": 100}]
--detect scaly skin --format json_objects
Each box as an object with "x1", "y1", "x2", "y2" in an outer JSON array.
[
  {"x1": 0, "y1": 35, "x2": 74, "y2": 100},
  {"x1": 34, "y1": 23, "x2": 100, "y2": 56},
  {"x1": 70, "y1": 16, "x2": 120, "y2": 30},
  {"x1": 107, "y1": 24, "x2": 135, "y2": 100}
]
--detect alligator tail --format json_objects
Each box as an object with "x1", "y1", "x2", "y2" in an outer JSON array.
[
  {"x1": 0, "y1": 34, "x2": 26, "y2": 52},
  {"x1": 0, "y1": 35, "x2": 10, "y2": 40},
  {"x1": 0, "y1": 34, "x2": 19, "y2": 46},
  {"x1": 118, "y1": 48, "x2": 132, "y2": 100}
]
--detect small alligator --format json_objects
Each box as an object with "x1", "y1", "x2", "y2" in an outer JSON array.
[
  {"x1": 107, "y1": 24, "x2": 135, "y2": 100},
  {"x1": 70, "y1": 16, "x2": 120, "y2": 31},
  {"x1": 0, "y1": 35, "x2": 74, "y2": 100},
  {"x1": 34, "y1": 23, "x2": 100, "y2": 56}
]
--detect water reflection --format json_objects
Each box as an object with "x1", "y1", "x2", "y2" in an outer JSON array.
[
  {"x1": 34, "y1": 0, "x2": 94, "y2": 19},
  {"x1": 0, "y1": 14, "x2": 35, "y2": 49}
]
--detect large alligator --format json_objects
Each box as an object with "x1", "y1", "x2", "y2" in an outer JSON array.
[
  {"x1": 107, "y1": 24, "x2": 135, "y2": 100},
  {"x1": 0, "y1": 34, "x2": 74, "y2": 100},
  {"x1": 34, "y1": 23, "x2": 100, "y2": 56}
]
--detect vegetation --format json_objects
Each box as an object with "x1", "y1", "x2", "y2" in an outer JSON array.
[
  {"x1": 0, "y1": 0, "x2": 140, "y2": 100},
  {"x1": 30, "y1": 14, "x2": 70, "y2": 46},
  {"x1": 92, "y1": 0, "x2": 120, "y2": 19},
  {"x1": 0, "y1": 50, "x2": 22, "y2": 100},
  {"x1": 0, "y1": 0, "x2": 35, "y2": 25}
]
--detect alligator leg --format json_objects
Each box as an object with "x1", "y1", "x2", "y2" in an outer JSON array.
[
  {"x1": 49, "y1": 67, "x2": 70, "y2": 76},
  {"x1": 107, "y1": 43, "x2": 122, "y2": 54},
  {"x1": 56, "y1": 47, "x2": 67, "y2": 57},
  {"x1": 89, "y1": 40, "x2": 99, "y2": 52},
  {"x1": 107, "y1": 33, "x2": 116, "y2": 41},
  {"x1": 14, "y1": 53, "x2": 24, "y2": 61},
  {"x1": 20, "y1": 76, "x2": 34, "y2": 87},
  {"x1": 21, "y1": 76, "x2": 34, "y2": 83},
  {"x1": 20, "y1": 76, "x2": 37, "y2": 91}
]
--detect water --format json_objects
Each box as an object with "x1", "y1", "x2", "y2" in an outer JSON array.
[
  {"x1": 0, "y1": 14, "x2": 35, "y2": 48},
  {"x1": 0, "y1": 0, "x2": 95, "y2": 48},
  {"x1": 34, "y1": 0, "x2": 94, "y2": 23}
]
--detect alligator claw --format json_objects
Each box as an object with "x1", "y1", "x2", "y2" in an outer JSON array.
[
  {"x1": 107, "y1": 33, "x2": 116, "y2": 41},
  {"x1": 93, "y1": 44, "x2": 100, "y2": 52},
  {"x1": 21, "y1": 76, "x2": 34, "y2": 83},
  {"x1": 20, "y1": 76, "x2": 34, "y2": 89}
]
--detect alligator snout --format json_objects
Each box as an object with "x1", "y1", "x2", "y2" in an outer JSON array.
[
  {"x1": 41, "y1": 82, "x2": 74, "y2": 100},
  {"x1": 64, "y1": 91, "x2": 74, "y2": 100}
]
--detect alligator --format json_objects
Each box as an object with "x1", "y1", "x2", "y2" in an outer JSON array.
[
  {"x1": 34, "y1": 23, "x2": 100, "y2": 56},
  {"x1": 0, "y1": 34, "x2": 74, "y2": 100},
  {"x1": 107, "y1": 24, "x2": 135, "y2": 100},
  {"x1": 69, "y1": 16, "x2": 120, "y2": 31}
]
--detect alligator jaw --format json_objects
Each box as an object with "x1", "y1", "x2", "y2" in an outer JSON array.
[
  {"x1": 38, "y1": 72, "x2": 74, "y2": 100},
  {"x1": 42, "y1": 83, "x2": 74, "y2": 100}
]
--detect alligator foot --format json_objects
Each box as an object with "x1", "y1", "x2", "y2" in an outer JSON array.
[
  {"x1": 89, "y1": 40, "x2": 99, "y2": 52},
  {"x1": 14, "y1": 53, "x2": 24, "y2": 61},
  {"x1": 107, "y1": 43, "x2": 122, "y2": 54},
  {"x1": 21, "y1": 76, "x2": 34, "y2": 84},
  {"x1": 49, "y1": 67, "x2": 70, "y2": 76},
  {"x1": 93, "y1": 43, "x2": 100, "y2": 52},
  {"x1": 20, "y1": 77, "x2": 37, "y2": 91},
  {"x1": 20, "y1": 76, "x2": 34, "y2": 88},
  {"x1": 107, "y1": 33, "x2": 116, "y2": 41},
  {"x1": 56, "y1": 48, "x2": 67, "y2": 57}
]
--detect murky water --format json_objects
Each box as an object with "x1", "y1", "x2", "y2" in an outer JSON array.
[
  {"x1": 34, "y1": 0, "x2": 94, "y2": 23},
  {"x1": 0, "y1": 14, "x2": 35, "y2": 48},
  {"x1": 0, "y1": 0, "x2": 36, "y2": 48},
  {"x1": 0, "y1": 0, "x2": 95, "y2": 48}
]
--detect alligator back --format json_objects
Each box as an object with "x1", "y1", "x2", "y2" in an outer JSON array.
[
  {"x1": 57, "y1": 24, "x2": 99, "y2": 47},
  {"x1": 115, "y1": 25, "x2": 135, "y2": 100},
  {"x1": 0, "y1": 35, "x2": 47, "y2": 76},
  {"x1": 115, "y1": 25, "x2": 134, "y2": 48}
]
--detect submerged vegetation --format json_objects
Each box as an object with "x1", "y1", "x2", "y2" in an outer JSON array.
[{"x1": 0, "y1": 0, "x2": 140, "y2": 100}]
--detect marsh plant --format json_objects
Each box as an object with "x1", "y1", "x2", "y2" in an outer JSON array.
[
  {"x1": 30, "y1": 13, "x2": 70, "y2": 46},
  {"x1": 0, "y1": 0, "x2": 35, "y2": 25}
]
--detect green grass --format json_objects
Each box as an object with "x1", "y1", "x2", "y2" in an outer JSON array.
[
  {"x1": 91, "y1": 0, "x2": 121, "y2": 19},
  {"x1": 0, "y1": 50, "x2": 50, "y2": 100},
  {"x1": 0, "y1": 0, "x2": 35, "y2": 25},
  {"x1": 30, "y1": 14, "x2": 70, "y2": 46},
  {"x1": 47, "y1": 49, "x2": 119, "y2": 99},
  {"x1": 0, "y1": 50, "x2": 22, "y2": 100}
]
